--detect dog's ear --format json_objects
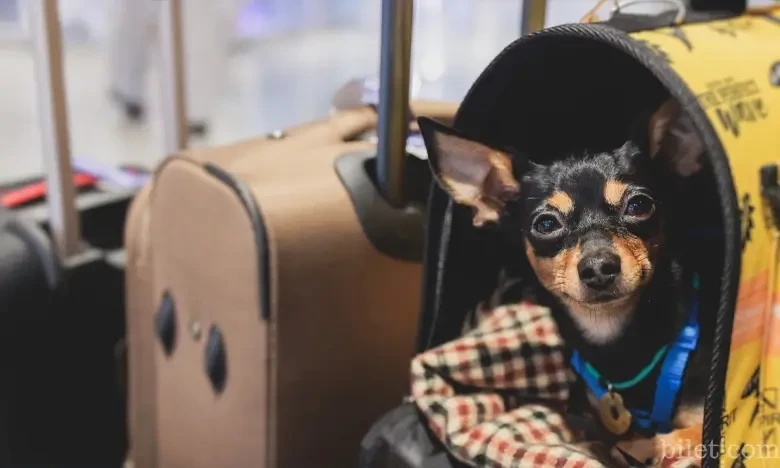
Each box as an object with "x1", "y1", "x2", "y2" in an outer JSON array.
[
  {"x1": 418, "y1": 117, "x2": 520, "y2": 227},
  {"x1": 647, "y1": 99, "x2": 680, "y2": 158},
  {"x1": 647, "y1": 99, "x2": 704, "y2": 176}
]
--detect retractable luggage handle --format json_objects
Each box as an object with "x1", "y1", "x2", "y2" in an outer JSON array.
[
  {"x1": 365, "y1": 0, "x2": 550, "y2": 260},
  {"x1": 375, "y1": 0, "x2": 549, "y2": 209},
  {"x1": 376, "y1": 0, "x2": 414, "y2": 208},
  {"x1": 158, "y1": 0, "x2": 189, "y2": 154},
  {"x1": 28, "y1": 0, "x2": 181, "y2": 261},
  {"x1": 28, "y1": 0, "x2": 81, "y2": 259},
  {"x1": 520, "y1": 0, "x2": 548, "y2": 35}
]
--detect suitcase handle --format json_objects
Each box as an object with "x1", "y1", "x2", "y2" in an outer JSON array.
[
  {"x1": 334, "y1": 0, "x2": 547, "y2": 260},
  {"x1": 28, "y1": 0, "x2": 82, "y2": 259},
  {"x1": 374, "y1": 0, "x2": 548, "y2": 208},
  {"x1": 375, "y1": 0, "x2": 414, "y2": 208},
  {"x1": 158, "y1": 0, "x2": 189, "y2": 154},
  {"x1": 520, "y1": 0, "x2": 548, "y2": 34}
]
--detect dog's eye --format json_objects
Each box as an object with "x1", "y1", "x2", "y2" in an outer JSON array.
[
  {"x1": 532, "y1": 214, "x2": 563, "y2": 236},
  {"x1": 624, "y1": 194, "x2": 655, "y2": 220}
]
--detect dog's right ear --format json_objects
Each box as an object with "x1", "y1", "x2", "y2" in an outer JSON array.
[
  {"x1": 646, "y1": 99, "x2": 704, "y2": 177},
  {"x1": 418, "y1": 117, "x2": 520, "y2": 227}
]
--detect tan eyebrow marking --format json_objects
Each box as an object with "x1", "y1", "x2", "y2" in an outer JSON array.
[
  {"x1": 547, "y1": 191, "x2": 574, "y2": 215},
  {"x1": 604, "y1": 180, "x2": 628, "y2": 206}
]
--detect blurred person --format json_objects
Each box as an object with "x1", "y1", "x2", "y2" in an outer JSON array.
[{"x1": 106, "y1": 0, "x2": 244, "y2": 136}]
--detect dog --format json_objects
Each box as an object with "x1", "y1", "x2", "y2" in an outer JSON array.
[{"x1": 417, "y1": 98, "x2": 710, "y2": 466}]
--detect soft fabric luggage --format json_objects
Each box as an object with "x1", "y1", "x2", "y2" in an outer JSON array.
[{"x1": 123, "y1": 1, "x2": 457, "y2": 466}]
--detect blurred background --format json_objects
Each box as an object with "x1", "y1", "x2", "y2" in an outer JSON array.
[{"x1": 0, "y1": 0, "x2": 775, "y2": 184}]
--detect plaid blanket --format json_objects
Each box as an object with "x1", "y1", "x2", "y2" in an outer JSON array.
[{"x1": 410, "y1": 302, "x2": 700, "y2": 467}]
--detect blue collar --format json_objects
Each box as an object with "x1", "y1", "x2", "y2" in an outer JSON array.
[{"x1": 569, "y1": 277, "x2": 701, "y2": 434}]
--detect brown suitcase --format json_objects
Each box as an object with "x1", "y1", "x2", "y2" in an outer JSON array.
[{"x1": 124, "y1": 1, "x2": 457, "y2": 466}]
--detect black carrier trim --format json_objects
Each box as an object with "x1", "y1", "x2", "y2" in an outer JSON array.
[
  {"x1": 416, "y1": 188, "x2": 453, "y2": 352},
  {"x1": 204, "y1": 163, "x2": 272, "y2": 321},
  {"x1": 420, "y1": 23, "x2": 741, "y2": 467}
]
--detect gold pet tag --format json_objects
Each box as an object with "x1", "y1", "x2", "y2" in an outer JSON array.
[{"x1": 598, "y1": 390, "x2": 632, "y2": 436}]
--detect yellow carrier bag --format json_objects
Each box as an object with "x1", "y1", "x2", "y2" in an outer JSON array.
[
  {"x1": 622, "y1": 7, "x2": 780, "y2": 467},
  {"x1": 407, "y1": 2, "x2": 780, "y2": 467}
]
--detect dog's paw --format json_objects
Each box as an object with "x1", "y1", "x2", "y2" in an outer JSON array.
[{"x1": 653, "y1": 425, "x2": 703, "y2": 467}]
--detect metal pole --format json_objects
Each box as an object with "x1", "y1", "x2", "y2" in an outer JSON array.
[
  {"x1": 520, "y1": 0, "x2": 547, "y2": 35},
  {"x1": 28, "y1": 0, "x2": 81, "y2": 258},
  {"x1": 376, "y1": 0, "x2": 413, "y2": 208},
  {"x1": 158, "y1": 0, "x2": 189, "y2": 153}
]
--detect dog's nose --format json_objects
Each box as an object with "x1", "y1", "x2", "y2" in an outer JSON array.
[{"x1": 578, "y1": 251, "x2": 621, "y2": 290}]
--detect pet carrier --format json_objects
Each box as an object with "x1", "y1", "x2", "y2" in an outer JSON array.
[{"x1": 363, "y1": 1, "x2": 780, "y2": 467}]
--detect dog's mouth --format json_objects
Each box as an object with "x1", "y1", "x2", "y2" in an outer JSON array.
[
  {"x1": 589, "y1": 293, "x2": 622, "y2": 303},
  {"x1": 563, "y1": 290, "x2": 635, "y2": 308}
]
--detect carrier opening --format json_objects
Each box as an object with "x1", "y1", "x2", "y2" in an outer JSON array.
[{"x1": 417, "y1": 23, "x2": 741, "y2": 466}]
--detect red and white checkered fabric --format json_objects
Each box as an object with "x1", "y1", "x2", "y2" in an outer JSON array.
[{"x1": 410, "y1": 302, "x2": 699, "y2": 468}]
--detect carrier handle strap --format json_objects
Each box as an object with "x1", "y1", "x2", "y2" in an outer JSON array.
[
  {"x1": 583, "y1": 0, "x2": 687, "y2": 25},
  {"x1": 28, "y1": 0, "x2": 82, "y2": 259},
  {"x1": 613, "y1": 0, "x2": 687, "y2": 24},
  {"x1": 584, "y1": 0, "x2": 748, "y2": 24}
]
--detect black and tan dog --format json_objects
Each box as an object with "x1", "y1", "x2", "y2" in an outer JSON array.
[{"x1": 418, "y1": 99, "x2": 710, "y2": 466}]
